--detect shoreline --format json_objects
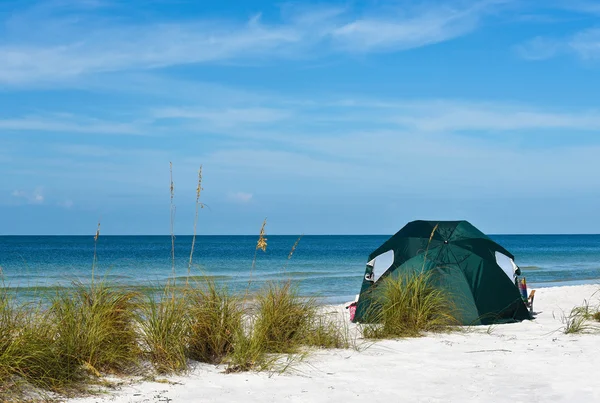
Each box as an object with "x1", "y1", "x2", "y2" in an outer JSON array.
[
  {"x1": 4, "y1": 276, "x2": 600, "y2": 305},
  {"x1": 68, "y1": 283, "x2": 600, "y2": 403}
]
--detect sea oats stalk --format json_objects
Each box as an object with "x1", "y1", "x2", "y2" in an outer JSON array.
[
  {"x1": 421, "y1": 223, "x2": 439, "y2": 271},
  {"x1": 187, "y1": 166, "x2": 204, "y2": 285},
  {"x1": 169, "y1": 162, "x2": 176, "y2": 280},
  {"x1": 282, "y1": 235, "x2": 303, "y2": 273},
  {"x1": 256, "y1": 219, "x2": 267, "y2": 252},
  {"x1": 248, "y1": 218, "x2": 268, "y2": 291},
  {"x1": 92, "y1": 222, "x2": 100, "y2": 284}
]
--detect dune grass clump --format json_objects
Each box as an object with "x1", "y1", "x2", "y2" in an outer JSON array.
[
  {"x1": 226, "y1": 281, "x2": 317, "y2": 372},
  {"x1": 0, "y1": 291, "x2": 15, "y2": 378},
  {"x1": 560, "y1": 297, "x2": 600, "y2": 334},
  {"x1": 252, "y1": 281, "x2": 317, "y2": 354},
  {"x1": 362, "y1": 270, "x2": 457, "y2": 339},
  {"x1": 561, "y1": 305, "x2": 591, "y2": 334},
  {"x1": 1, "y1": 291, "x2": 77, "y2": 397},
  {"x1": 225, "y1": 329, "x2": 272, "y2": 373},
  {"x1": 188, "y1": 280, "x2": 243, "y2": 365},
  {"x1": 225, "y1": 281, "x2": 320, "y2": 373},
  {"x1": 219, "y1": 286, "x2": 353, "y2": 373},
  {"x1": 49, "y1": 282, "x2": 140, "y2": 378},
  {"x1": 138, "y1": 288, "x2": 190, "y2": 374},
  {"x1": 0, "y1": 291, "x2": 25, "y2": 395},
  {"x1": 305, "y1": 313, "x2": 351, "y2": 349}
]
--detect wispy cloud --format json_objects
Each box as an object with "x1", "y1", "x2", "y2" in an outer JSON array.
[
  {"x1": 7, "y1": 95, "x2": 600, "y2": 138},
  {"x1": 199, "y1": 134, "x2": 600, "y2": 199},
  {"x1": 11, "y1": 187, "x2": 45, "y2": 204},
  {"x1": 58, "y1": 199, "x2": 74, "y2": 208},
  {"x1": 517, "y1": 29, "x2": 600, "y2": 62},
  {"x1": 557, "y1": 0, "x2": 600, "y2": 15},
  {"x1": 569, "y1": 28, "x2": 600, "y2": 60},
  {"x1": 0, "y1": 0, "x2": 506, "y2": 84},
  {"x1": 153, "y1": 107, "x2": 292, "y2": 127},
  {"x1": 515, "y1": 36, "x2": 563, "y2": 60},
  {"x1": 384, "y1": 100, "x2": 600, "y2": 132},
  {"x1": 227, "y1": 191, "x2": 253, "y2": 203},
  {"x1": 330, "y1": 0, "x2": 505, "y2": 52},
  {"x1": 271, "y1": 97, "x2": 600, "y2": 133},
  {"x1": 0, "y1": 114, "x2": 143, "y2": 135},
  {"x1": 4, "y1": 91, "x2": 600, "y2": 215}
]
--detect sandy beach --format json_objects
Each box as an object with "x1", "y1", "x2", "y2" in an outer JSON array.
[{"x1": 69, "y1": 283, "x2": 600, "y2": 403}]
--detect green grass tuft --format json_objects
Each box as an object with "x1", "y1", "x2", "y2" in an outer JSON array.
[
  {"x1": 225, "y1": 329, "x2": 271, "y2": 373},
  {"x1": 560, "y1": 298, "x2": 600, "y2": 334},
  {"x1": 305, "y1": 313, "x2": 351, "y2": 349},
  {"x1": 362, "y1": 270, "x2": 457, "y2": 339},
  {"x1": 138, "y1": 288, "x2": 190, "y2": 374},
  {"x1": 1, "y1": 290, "x2": 79, "y2": 396},
  {"x1": 50, "y1": 282, "x2": 140, "y2": 378},
  {"x1": 188, "y1": 279, "x2": 243, "y2": 365},
  {"x1": 253, "y1": 281, "x2": 317, "y2": 354}
]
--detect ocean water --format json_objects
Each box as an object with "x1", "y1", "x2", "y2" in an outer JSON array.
[{"x1": 1, "y1": 235, "x2": 599, "y2": 304}]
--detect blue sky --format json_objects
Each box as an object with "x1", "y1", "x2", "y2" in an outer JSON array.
[{"x1": 2, "y1": 0, "x2": 600, "y2": 235}]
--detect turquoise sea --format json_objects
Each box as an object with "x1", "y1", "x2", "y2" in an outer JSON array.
[{"x1": 1, "y1": 235, "x2": 600, "y2": 303}]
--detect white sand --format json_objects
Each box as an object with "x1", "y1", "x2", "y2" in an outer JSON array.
[{"x1": 71, "y1": 284, "x2": 600, "y2": 403}]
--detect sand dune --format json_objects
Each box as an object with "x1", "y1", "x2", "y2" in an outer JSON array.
[{"x1": 71, "y1": 284, "x2": 600, "y2": 403}]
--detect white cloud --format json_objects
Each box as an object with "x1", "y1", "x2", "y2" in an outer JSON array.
[
  {"x1": 198, "y1": 134, "x2": 600, "y2": 199},
  {"x1": 0, "y1": 1, "x2": 506, "y2": 84},
  {"x1": 385, "y1": 100, "x2": 600, "y2": 132},
  {"x1": 153, "y1": 107, "x2": 292, "y2": 127},
  {"x1": 7, "y1": 95, "x2": 600, "y2": 140},
  {"x1": 330, "y1": 1, "x2": 502, "y2": 52},
  {"x1": 227, "y1": 191, "x2": 253, "y2": 203},
  {"x1": 558, "y1": 1, "x2": 600, "y2": 15},
  {"x1": 278, "y1": 97, "x2": 600, "y2": 133},
  {"x1": 11, "y1": 187, "x2": 45, "y2": 204},
  {"x1": 58, "y1": 199, "x2": 74, "y2": 208},
  {"x1": 514, "y1": 0, "x2": 600, "y2": 63},
  {"x1": 3, "y1": 96, "x2": 600, "y2": 212},
  {"x1": 0, "y1": 115, "x2": 143, "y2": 135},
  {"x1": 569, "y1": 28, "x2": 600, "y2": 60},
  {"x1": 515, "y1": 36, "x2": 563, "y2": 60},
  {"x1": 5, "y1": 89, "x2": 600, "y2": 206},
  {"x1": 517, "y1": 29, "x2": 600, "y2": 62},
  {"x1": 0, "y1": 19, "x2": 298, "y2": 84}
]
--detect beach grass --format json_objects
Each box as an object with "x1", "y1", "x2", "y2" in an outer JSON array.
[
  {"x1": 138, "y1": 287, "x2": 190, "y2": 374},
  {"x1": 1, "y1": 290, "x2": 78, "y2": 397},
  {"x1": 560, "y1": 294, "x2": 600, "y2": 334},
  {"x1": 225, "y1": 326, "x2": 272, "y2": 373},
  {"x1": 224, "y1": 280, "x2": 351, "y2": 373},
  {"x1": 187, "y1": 279, "x2": 243, "y2": 365},
  {"x1": 362, "y1": 270, "x2": 457, "y2": 339},
  {"x1": 252, "y1": 281, "x2": 317, "y2": 354},
  {"x1": 0, "y1": 164, "x2": 357, "y2": 400},
  {"x1": 360, "y1": 224, "x2": 457, "y2": 339},
  {"x1": 0, "y1": 291, "x2": 26, "y2": 396},
  {"x1": 305, "y1": 312, "x2": 352, "y2": 349},
  {"x1": 561, "y1": 306, "x2": 589, "y2": 334},
  {"x1": 50, "y1": 282, "x2": 141, "y2": 378}
]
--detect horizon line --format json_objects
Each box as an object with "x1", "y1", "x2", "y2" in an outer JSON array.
[{"x1": 2, "y1": 233, "x2": 600, "y2": 237}]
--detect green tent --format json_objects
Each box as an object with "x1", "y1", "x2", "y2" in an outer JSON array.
[{"x1": 353, "y1": 220, "x2": 531, "y2": 325}]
